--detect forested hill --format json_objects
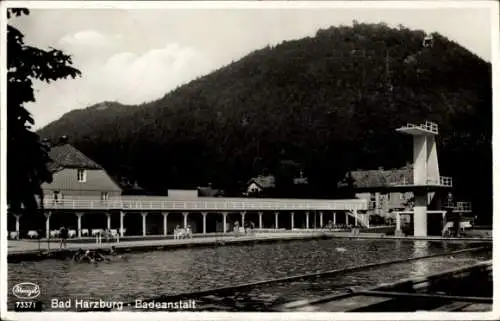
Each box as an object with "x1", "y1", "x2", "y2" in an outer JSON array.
[{"x1": 38, "y1": 22, "x2": 492, "y2": 220}]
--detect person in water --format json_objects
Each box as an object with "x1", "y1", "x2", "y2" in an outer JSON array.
[
  {"x1": 73, "y1": 249, "x2": 106, "y2": 263},
  {"x1": 109, "y1": 246, "x2": 117, "y2": 256},
  {"x1": 107, "y1": 246, "x2": 127, "y2": 261},
  {"x1": 73, "y1": 248, "x2": 85, "y2": 262}
]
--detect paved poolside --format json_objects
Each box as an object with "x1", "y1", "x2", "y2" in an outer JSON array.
[
  {"x1": 8, "y1": 230, "x2": 491, "y2": 256},
  {"x1": 7, "y1": 231, "x2": 326, "y2": 254}
]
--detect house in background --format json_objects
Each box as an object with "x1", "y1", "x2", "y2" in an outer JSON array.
[
  {"x1": 245, "y1": 169, "x2": 309, "y2": 197},
  {"x1": 43, "y1": 138, "x2": 122, "y2": 202},
  {"x1": 337, "y1": 164, "x2": 415, "y2": 218},
  {"x1": 245, "y1": 175, "x2": 276, "y2": 196},
  {"x1": 293, "y1": 170, "x2": 308, "y2": 185}
]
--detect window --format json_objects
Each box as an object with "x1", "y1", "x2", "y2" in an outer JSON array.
[
  {"x1": 77, "y1": 169, "x2": 86, "y2": 182},
  {"x1": 101, "y1": 192, "x2": 109, "y2": 201}
]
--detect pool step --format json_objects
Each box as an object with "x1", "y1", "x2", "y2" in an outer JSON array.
[{"x1": 276, "y1": 260, "x2": 492, "y2": 312}]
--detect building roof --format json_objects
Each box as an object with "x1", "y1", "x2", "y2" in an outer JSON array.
[
  {"x1": 293, "y1": 177, "x2": 309, "y2": 185},
  {"x1": 248, "y1": 175, "x2": 276, "y2": 189},
  {"x1": 198, "y1": 185, "x2": 224, "y2": 197},
  {"x1": 338, "y1": 165, "x2": 413, "y2": 189},
  {"x1": 47, "y1": 144, "x2": 103, "y2": 172}
]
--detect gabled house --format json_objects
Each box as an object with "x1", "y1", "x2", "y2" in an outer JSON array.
[
  {"x1": 337, "y1": 165, "x2": 414, "y2": 216},
  {"x1": 42, "y1": 141, "x2": 121, "y2": 201},
  {"x1": 246, "y1": 175, "x2": 276, "y2": 195}
]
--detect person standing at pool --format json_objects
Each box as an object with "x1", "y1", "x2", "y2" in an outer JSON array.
[
  {"x1": 59, "y1": 225, "x2": 68, "y2": 248},
  {"x1": 104, "y1": 229, "x2": 110, "y2": 243}
]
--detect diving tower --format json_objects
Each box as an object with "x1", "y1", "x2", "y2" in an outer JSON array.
[{"x1": 395, "y1": 121, "x2": 452, "y2": 236}]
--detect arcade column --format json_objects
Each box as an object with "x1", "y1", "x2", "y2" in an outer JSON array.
[
  {"x1": 141, "y1": 212, "x2": 148, "y2": 236},
  {"x1": 45, "y1": 212, "x2": 51, "y2": 239},
  {"x1": 240, "y1": 211, "x2": 246, "y2": 227},
  {"x1": 222, "y1": 212, "x2": 228, "y2": 233},
  {"x1": 202, "y1": 212, "x2": 207, "y2": 234},
  {"x1": 106, "y1": 213, "x2": 111, "y2": 230},
  {"x1": 182, "y1": 212, "x2": 189, "y2": 229},
  {"x1": 162, "y1": 212, "x2": 169, "y2": 236},
  {"x1": 120, "y1": 211, "x2": 126, "y2": 237},
  {"x1": 76, "y1": 212, "x2": 84, "y2": 237}
]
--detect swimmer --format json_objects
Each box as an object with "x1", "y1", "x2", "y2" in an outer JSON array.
[
  {"x1": 106, "y1": 246, "x2": 128, "y2": 261},
  {"x1": 109, "y1": 246, "x2": 118, "y2": 256},
  {"x1": 72, "y1": 248, "x2": 85, "y2": 262},
  {"x1": 80, "y1": 250, "x2": 107, "y2": 264}
]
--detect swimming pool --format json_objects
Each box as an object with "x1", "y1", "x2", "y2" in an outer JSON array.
[{"x1": 7, "y1": 238, "x2": 490, "y2": 311}]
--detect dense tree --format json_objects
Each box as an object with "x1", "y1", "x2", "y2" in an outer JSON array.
[
  {"x1": 38, "y1": 23, "x2": 492, "y2": 223},
  {"x1": 7, "y1": 9, "x2": 81, "y2": 216}
]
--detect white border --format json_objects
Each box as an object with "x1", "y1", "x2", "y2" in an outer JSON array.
[{"x1": 0, "y1": 1, "x2": 498, "y2": 321}]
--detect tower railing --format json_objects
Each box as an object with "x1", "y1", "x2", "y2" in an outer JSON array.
[
  {"x1": 427, "y1": 176, "x2": 453, "y2": 187},
  {"x1": 447, "y1": 201, "x2": 472, "y2": 212},
  {"x1": 389, "y1": 175, "x2": 452, "y2": 187},
  {"x1": 398, "y1": 121, "x2": 439, "y2": 134}
]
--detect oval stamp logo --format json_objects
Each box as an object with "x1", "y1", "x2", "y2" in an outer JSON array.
[{"x1": 12, "y1": 282, "x2": 40, "y2": 299}]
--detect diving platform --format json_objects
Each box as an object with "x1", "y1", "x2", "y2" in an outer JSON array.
[
  {"x1": 396, "y1": 121, "x2": 439, "y2": 136},
  {"x1": 395, "y1": 120, "x2": 455, "y2": 237},
  {"x1": 389, "y1": 176, "x2": 453, "y2": 190}
]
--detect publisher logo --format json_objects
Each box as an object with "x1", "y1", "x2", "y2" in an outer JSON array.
[{"x1": 12, "y1": 282, "x2": 40, "y2": 299}]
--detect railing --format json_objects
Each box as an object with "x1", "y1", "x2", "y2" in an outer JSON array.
[
  {"x1": 390, "y1": 176, "x2": 452, "y2": 187},
  {"x1": 398, "y1": 121, "x2": 439, "y2": 134},
  {"x1": 40, "y1": 197, "x2": 369, "y2": 211},
  {"x1": 448, "y1": 201, "x2": 473, "y2": 212},
  {"x1": 456, "y1": 202, "x2": 472, "y2": 212},
  {"x1": 427, "y1": 176, "x2": 453, "y2": 187},
  {"x1": 390, "y1": 177, "x2": 411, "y2": 186},
  {"x1": 439, "y1": 176, "x2": 453, "y2": 186}
]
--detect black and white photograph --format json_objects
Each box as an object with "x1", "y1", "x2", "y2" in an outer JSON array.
[{"x1": 1, "y1": 1, "x2": 497, "y2": 319}]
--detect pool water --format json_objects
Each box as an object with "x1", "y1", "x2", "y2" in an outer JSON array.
[{"x1": 8, "y1": 238, "x2": 489, "y2": 311}]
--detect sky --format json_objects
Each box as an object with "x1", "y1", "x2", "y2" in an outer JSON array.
[{"x1": 6, "y1": 2, "x2": 495, "y2": 129}]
